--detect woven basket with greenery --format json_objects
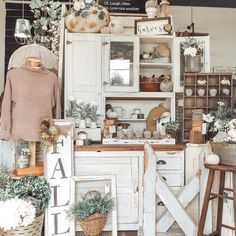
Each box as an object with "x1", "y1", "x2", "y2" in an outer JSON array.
[
  {"x1": 79, "y1": 213, "x2": 107, "y2": 236},
  {"x1": 67, "y1": 190, "x2": 114, "y2": 236},
  {"x1": 3, "y1": 212, "x2": 44, "y2": 236}
]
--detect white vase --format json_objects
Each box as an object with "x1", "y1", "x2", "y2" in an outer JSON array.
[
  {"x1": 145, "y1": 7, "x2": 158, "y2": 18},
  {"x1": 79, "y1": 120, "x2": 86, "y2": 129},
  {"x1": 85, "y1": 117, "x2": 91, "y2": 128},
  {"x1": 90, "y1": 122, "x2": 97, "y2": 129},
  {"x1": 75, "y1": 118, "x2": 80, "y2": 128}
]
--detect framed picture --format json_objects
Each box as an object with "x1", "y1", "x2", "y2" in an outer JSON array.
[{"x1": 135, "y1": 17, "x2": 172, "y2": 35}]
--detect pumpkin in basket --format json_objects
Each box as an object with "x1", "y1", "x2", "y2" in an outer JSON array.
[{"x1": 67, "y1": 191, "x2": 115, "y2": 236}]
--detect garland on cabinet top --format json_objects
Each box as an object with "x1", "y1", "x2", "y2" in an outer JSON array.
[{"x1": 29, "y1": 0, "x2": 62, "y2": 57}]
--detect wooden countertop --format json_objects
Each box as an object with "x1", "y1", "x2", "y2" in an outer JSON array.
[{"x1": 74, "y1": 144, "x2": 185, "y2": 152}]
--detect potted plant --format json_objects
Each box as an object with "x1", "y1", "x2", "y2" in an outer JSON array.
[
  {"x1": 67, "y1": 191, "x2": 115, "y2": 236},
  {"x1": 164, "y1": 121, "x2": 180, "y2": 141},
  {"x1": 88, "y1": 102, "x2": 100, "y2": 128},
  {"x1": 0, "y1": 166, "x2": 51, "y2": 235},
  {"x1": 181, "y1": 37, "x2": 204, "y2": 73},
  {"x1": 77, "y1": 100, "x2": 93, "y2": 129}
]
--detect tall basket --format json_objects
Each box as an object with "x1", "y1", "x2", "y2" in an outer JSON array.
[{"x1": 3, "y1": 213, "x2": 44, "y2": 236}]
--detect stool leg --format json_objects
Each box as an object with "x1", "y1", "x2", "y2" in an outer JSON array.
[
  {"x1": 197, "y1": 169, "x2": 215, "y2": 236},
  {"x1": 232, "y1": 171, "x2": 236, "y2": 234},
  {"x1": 216, "y1": 171, "x2": 225, "y2": 236}
]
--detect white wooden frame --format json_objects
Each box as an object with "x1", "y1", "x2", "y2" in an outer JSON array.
[{"x1": 69, "y1": 175, "x2": 118, "y2": 236}]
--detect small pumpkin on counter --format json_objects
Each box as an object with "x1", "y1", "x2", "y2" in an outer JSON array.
[{"x1": 205, "y1": 153, "x2": 220, "y2": 165}]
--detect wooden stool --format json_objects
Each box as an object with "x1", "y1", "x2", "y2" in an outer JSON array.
[{"x1": 197, "y1": 164, "x2": 236, "y2": 236}]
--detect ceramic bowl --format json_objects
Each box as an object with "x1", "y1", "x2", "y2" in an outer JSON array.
[
  {"x1": 185, "y1": 88, "x2": 193, "y2": 96},
  {"x1": 209, "y1": 88, "x2": 217, "y2": 96},
  {"x1": 197, "y1": 88, "x2": 205, "y2": 96},
  {"x1": 222, "y1": 88, "x2": 230, "y2": 96}
]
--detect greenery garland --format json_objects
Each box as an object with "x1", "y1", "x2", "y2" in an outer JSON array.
[{"x1": 5, "y1": 176, "x2": 51, "y2": 210}]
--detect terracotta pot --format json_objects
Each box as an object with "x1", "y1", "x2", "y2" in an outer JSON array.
[{"x1": 65, "y1": 5, "x2": 110, "y2": 33}]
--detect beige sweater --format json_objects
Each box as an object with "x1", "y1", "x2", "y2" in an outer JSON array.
[{"x1": 0, "y1": 64, "x2": 61, "y2": 141}]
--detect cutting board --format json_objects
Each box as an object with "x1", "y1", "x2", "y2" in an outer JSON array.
[{"x1": 146, "y1": 107, "x2": 168, "y2": 131}]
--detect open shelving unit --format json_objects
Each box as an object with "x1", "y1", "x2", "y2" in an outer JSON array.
[{"x1": 183, "y1": 72, "x2": 233, "y2": 141}]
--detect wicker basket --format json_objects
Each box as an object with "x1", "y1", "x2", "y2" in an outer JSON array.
[
  {"x1": 212, "y1": 142, "x2": 236, "y2": 166},
  {"x1": 3, "y1": 213, "x2": 44, "y2": 236},
  {"x1": 79, "y1": 213, "x2": 107, "y2": 236}
]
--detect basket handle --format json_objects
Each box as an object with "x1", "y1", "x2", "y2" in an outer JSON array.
[{"x1": 84, "y1": 190, "x2": 101, "y2": 200}]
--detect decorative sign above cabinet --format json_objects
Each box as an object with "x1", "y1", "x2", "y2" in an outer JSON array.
[
  {"x1": 97, "y1": 0, "x2": 145, "y2": 15},
  {"x1": 135, "y1": 17, "x2": 172, "y2": 35}
]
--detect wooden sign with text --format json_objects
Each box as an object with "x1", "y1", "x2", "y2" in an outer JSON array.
[
  {"x1": 44, "y1": 120, "x2": 74, "y2": 236},
  {"x1": 135, "y1": 17, "x2": 172, "y2": 35}
]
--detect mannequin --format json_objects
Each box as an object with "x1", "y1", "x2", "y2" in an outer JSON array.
[
  {"x1": 158, "y1": 0, "x2": 170, "y2": 17},
  {"x1": 0, "y1": 58, "x2": 61, "y2": 142}
]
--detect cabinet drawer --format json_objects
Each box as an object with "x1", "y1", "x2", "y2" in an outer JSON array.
[
  {"x1": 156, "y1": 157, "x2": 182, "y2": 170},
  {"x1": 158, "y1": 171, "x2": 183, "y2": 187},
  {"x1": 155, "y1": 151, "x2": 184, "y2": 158}
]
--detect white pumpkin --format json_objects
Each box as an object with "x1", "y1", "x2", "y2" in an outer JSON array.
[
  {"x1": 205, "y1": 153, "x2": 220, "y2": 165},
  {"x1": 65, "y1": 5, "x2": 110, "y2": 33}
]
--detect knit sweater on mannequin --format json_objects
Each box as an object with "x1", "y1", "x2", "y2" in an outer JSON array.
[{"x1": 0, "y1": 64, "x2": 61, "y2": 141}]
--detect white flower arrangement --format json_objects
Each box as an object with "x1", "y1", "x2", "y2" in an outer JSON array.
[
  {"x1": 181, "y1": 38, "x2": 204, "y2": 57},
  {"x1": 0, "y1": 198, "x2": 36, "y2": 231},
  {"x1": 20, "y1": 147, "x2": 31, "y2": 156},
  {"x1": 203, "y1": 101, "x2": 236, "y2": 142}
]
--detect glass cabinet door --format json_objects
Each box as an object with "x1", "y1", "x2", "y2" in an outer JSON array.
[{"x1": 103, "y1": 36, "x2": 139, "y2": 92}]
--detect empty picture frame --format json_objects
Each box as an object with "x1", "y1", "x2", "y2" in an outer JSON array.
[{"x1": 69, "y1": 175, "x2": 118, "y2": 236}]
